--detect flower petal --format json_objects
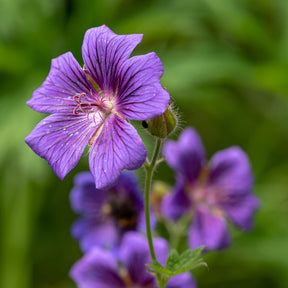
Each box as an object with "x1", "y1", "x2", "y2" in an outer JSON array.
[
  {"x1": 70, "y1": 171, "x2": 108, "y2": 216},
  {"x1": 25, "y1": 113, "x2": 97, "y2": 179},
  {"x1": 110, "y1": 171, "x2": 144, "y2": 211},
  {"x1": 72, "y1": 219, "x2": 118, "y2": 252},
  {"x1": 221, "y1": 194, "x2": 260, "y2": 230},
  {"x1": 161, "y1": 184, "x2": 191, "y2": 221},
  {"x1": 27, "y1": 52, "x2": 94, "y2": 114},
  {"x1": 208, "y1": 146, "x2": 254, "y2": 195},
  {"x1": 188, "y1": 206, "x2": 230, "y2": 251},
  {"x1": 166, "y1": 273, "x2": 197, "y2": 288},
  {"x1": 89, "y1": 115, "x2": 147, "y2": 189},
  {"x1": 119, "y1": 232, "x2": 153, "y2": 285},
  {"x1": 115, "y1": 52, "x2": 170, "y2": 120},
  {"x1": 137, "y1": 208, "x2": 157, "y2": 234},
  {"x1": 82, "y1": 25, "x2": 143, "y2": 91},
  {"x1": 109, "y1": 171, "x2": 149, "y2": 233},
  {"x1": 163, "y1": 127, "x2": 206, "y2": 183},
  {"x1": 70, "y1": 248, "x2": 125, "y2": 288},
  {"x1": 119, "y1": 232, "x2": 168, "y2": 286}
]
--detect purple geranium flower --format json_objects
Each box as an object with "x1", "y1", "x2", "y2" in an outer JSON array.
[
  {"x1": 25, "y1": 25, "x2": 169, "y2": 189},
  {"x1": 162, "y1": 127, "x2": 260, "y2": 251},
  {"x1": 70, "y1": 171, "x2": 149, "y2": 252},
  {"x1": 70, "y1": 232, "x2": 196, "y2": 288}
]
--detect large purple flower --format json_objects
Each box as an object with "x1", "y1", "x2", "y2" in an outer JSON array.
[
  {"x1": 162, "y1": 127, "x2": 260, "y2": 251},
  {"x1": 70, "y1": 232, "x2": 196, "y2": 288},
  {"x1": 25, "y1": 25, "x2": 169, "y2": 189},
  {"x1": 70, "y1": 171, "x2": 149, "y2": 252}
]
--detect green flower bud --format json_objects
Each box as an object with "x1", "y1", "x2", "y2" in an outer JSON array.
[{"x1": 143, "y1": 104, "x2": 177, "y2": 139}]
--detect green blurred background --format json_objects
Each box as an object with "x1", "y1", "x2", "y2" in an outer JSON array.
[{"x1": 1, "y1": 0, "x2": 288, "y2": 287}]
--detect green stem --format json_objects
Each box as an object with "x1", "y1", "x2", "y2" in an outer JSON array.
[
  {"x1": 144, "y1": 138, "x2": 162, "y2": 262},
  {"x1": 144, "y1": 139, "x2": 164, "y2": 288}
]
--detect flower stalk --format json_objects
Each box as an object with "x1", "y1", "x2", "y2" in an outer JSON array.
[{"x1": 144, "y1": 138, "x2": 163, "y2": 287}]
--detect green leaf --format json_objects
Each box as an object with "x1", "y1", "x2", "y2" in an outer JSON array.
[
  {"x1": 167, "y1": 246, "x2": 206, "y2": 272},
  {"x1": 172, "y1": 259, "x2": 208, "y2": 276},
  {"x1": 147, "y1": 247, "x2": 207, "y2": 280},
  {"x1": 166, "y1": 249, "x2": 180, "y2": 271},
  {"x1": 146, "y1": 264, "x2": 173, "y2": 276}
]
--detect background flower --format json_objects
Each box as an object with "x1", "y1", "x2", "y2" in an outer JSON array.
[
  {"x1": 162, "y1": 127, "x2": 260, "y2": 251},
  {"x1": 70, "y1": 232, "x2": 196, "y2": 288},
  {"x1": 70, "y1": 171, "x2": 149, "y2": 252}
]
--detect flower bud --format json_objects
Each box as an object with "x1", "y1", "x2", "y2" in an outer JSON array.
[{"x1": 143, "y1": 104, "x2": 177, "y2": 139}]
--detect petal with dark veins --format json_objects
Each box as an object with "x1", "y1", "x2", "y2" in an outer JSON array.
[
  {"x1": 89, "y1": 115, "x2": 147, "y2": 189},
  {"x1": 115, "y1": 52, "x2": 170, "y2": 120},
  {"x1": 25, "y1": 113, "x2": 98, "y2": 179},
  {"x1": 82, "y1": 25, "x2": 143, "y2": 92},
  {"x1": 27, "y1": 52, "x2": 94, "y2": 114}
]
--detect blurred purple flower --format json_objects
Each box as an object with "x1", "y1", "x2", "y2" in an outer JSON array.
[
  {"x1": 70, "y1": 232, "x2": 196, "y2": 288},
  {"x1": 162, "y1": 127, "x2": 260, "y2": 251},
  {"x1": 70, "y1": 171, "x2": 151, "y2": 252},
  {"x1": 25, "y1": 25, "x2": 169, "y2": 189}
]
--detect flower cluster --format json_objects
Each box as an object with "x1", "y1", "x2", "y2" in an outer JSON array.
[
  {"x1": 69, "y1": 169, "x2": 200, "y2": 287},
  {"x1": 26, "y1": 25, "x2": 260, "y2": 288}
]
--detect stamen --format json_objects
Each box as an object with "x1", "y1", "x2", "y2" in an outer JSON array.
[
  {"x1": 73, "y1": 107, "x2": 80, "y2": 115},
  {"x1": 73, "y1": 93, "x2": 93, "y2": 115}
]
